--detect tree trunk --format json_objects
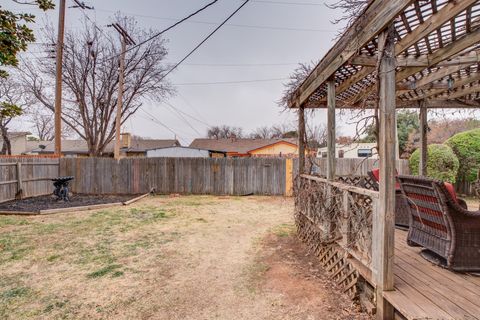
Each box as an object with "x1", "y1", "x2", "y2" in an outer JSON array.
[{"x1": 0, "y1": 125, "x2": 11, "y2": 155}]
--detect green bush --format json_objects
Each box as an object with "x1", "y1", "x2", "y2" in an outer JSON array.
[
  {"x1": 409, "y1": 144, "x2": 459, "y2": 183},
  {"x1": 446, "y1": 128, "x2": 480, "y2": 183}
]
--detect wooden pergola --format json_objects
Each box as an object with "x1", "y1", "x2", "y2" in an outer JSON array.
[{"x1": 290, "y1": 1, "x2": 480, "y2": 319}]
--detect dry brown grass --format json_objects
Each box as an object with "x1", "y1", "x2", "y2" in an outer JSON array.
[{"x1": 0, "y1": 195, "x2": 369, "y2": 319}]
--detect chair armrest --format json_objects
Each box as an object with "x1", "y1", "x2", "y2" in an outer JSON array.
[{"x1": 457, "y1": 198, "x2": 468, "y2": 210}]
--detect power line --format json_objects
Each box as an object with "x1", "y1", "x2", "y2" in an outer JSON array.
[
  {"x1": 251, "y1": 0, "x2": 324, "y2": 5},
  {"x1": 160, "y1": 0, "x2": 251, "y2": 81},
  {"x1": 160, "y1": 102, "x2": 203, "y2": 136},
  {"x1": 164, "y1": 101, "x2": 211, "y2": 127},
  {"x1": 177, "y1": 92, "x2": 211, "y2": 125},
  {"x1": 104, "y1": 0, "x2": 220, "y2": 61},
  {"x1": 183, "y1": 62, "x2": 299, "y2": 67},
  {"x1": 139, "y1": 109, "x2": 189, "y2": 144},
  {"x1": 173, "y1": 77, "x2": 288, "y2": 86},
  {"x1": 95, "y1": 8, "x2": 334, "y2": 33}
]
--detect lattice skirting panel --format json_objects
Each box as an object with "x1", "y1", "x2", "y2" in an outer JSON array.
[{"x1": 295, "y1": 212, "x2": 359, "y2": 299}]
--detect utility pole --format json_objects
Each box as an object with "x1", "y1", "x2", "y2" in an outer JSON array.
[
  {"x1": 54, "y1": 0, "x2": 66, "y2": 156},
  {"x1": 109, "y1": 23, "x2": 136, "y2": 160}
]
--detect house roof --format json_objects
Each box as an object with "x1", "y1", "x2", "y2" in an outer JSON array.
[
  {"x1": 189, "y1": 138, "x2": 298, "y2": 154},
  {"x1": 28, "y1": 139, "x2": 180, "y2": 154},
  {"x1": 2, "y1": 131, "x2": 32, "y2": 139},
  {"x1": 147, "y1": 145, "x2": 226, "y2": 153}
]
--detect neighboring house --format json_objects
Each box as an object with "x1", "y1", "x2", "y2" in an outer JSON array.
[
  {"x1": 0, "y1": 131, "x2": 31, "y2": 155},
  {"x1": 28, "y1": 133, "x2": 180, "y2": 157},
  {"x1": 189, "y1": 138, "x2": 299, "y2": 157},
  {"x1": 147, "y1": 146, "x2": 226, "y2": 158},
  {"x1": 317, "y1": 142, "x2": 378, "y2": 159}
]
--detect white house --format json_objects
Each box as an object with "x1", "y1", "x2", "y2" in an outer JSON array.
[
  {"x1": 146, "y1": 146, "x2": 226, "y2": 158},
  {"x1": 317, "y1": 142, "x2": 378, "y2": 159}
]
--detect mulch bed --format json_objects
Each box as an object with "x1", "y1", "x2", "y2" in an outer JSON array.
[{"x1": 0, "y1": 194, "x2": 138, "y2": 212}]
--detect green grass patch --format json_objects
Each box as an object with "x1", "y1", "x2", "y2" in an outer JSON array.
[
  {"x1": 87, "y1": 264, "x2": 122, "y2": 279},
  {"x1": 1, "y1": 287, "x2": 30, "y2": 300},
  {"x1": 271, "y1": 223, "x2": 296, "y2": 238},
  {"x1": 46, "y1": 254, "x2": 61, "y2": 262},
  {"x1": 0, "y1": 235, "x2": 33, "y2": 264},
  {"x1": 0, "y1": 217, "x2": 30, "y2": 228}
]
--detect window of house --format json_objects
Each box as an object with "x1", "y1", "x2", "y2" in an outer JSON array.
[
  {"x1": 357, "y1": 148, "x2": 372, "y2": 158},
  {"x1": 321, "y1": 152, "x2": 327, "y2": 158},
  {"x1": 338, "y1": 150, "x2": 344, "y2": 158}
]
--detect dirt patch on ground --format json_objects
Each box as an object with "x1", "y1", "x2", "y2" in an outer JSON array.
[
  {"x1": 258, "y1": 230, "x2": 371, "y2": 319},
  {"x1": 0, "y1": 195, "x2": 370, "y2": 319},
  {"x1": 0, "y1": 194, "x2": 138, "y2": 212}
]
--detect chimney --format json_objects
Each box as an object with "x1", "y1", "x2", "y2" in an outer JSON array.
[{"x1": 121, "y1": 133, "x2": 131, "y2": 148}]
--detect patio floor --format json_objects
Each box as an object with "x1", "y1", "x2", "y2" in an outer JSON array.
[{"x1": 384, "y1": 230, "x2": 480, "y2": 320}]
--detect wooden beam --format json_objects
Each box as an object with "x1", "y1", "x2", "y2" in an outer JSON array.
[
  {"x1": 419, "y1": 101, "x2": 428, "y2": 176},
  {"x1": 350, "y1": 27, "x2": 480, "y2": 105},
  {"x1": 336, "y1": 67, "x2": 375, "y2": 95},
  {"x1": 288, "y1": 0, "x2": 413, "y2": 108},
  {"x1": 350, "y1": 51, "x2": 480, "y2": 68},
  {"x1": 327, "y1": 80, "x2": 336, "y2": 180},
  {"x1": 426, "y1": 99, "x2": 480, "y2": 108},
  {"x1": 395, "y1": 0, "x2": 478, "y2": 54},
  {"x1": 397, "y1": 27, "x2": 480, "y2": 81},
  {"x1": 372, "y1": 26, "x2": 396, "y2": 320},
  {"x1": 442, "y1": 85, "x2": 480, "y2": 100},
  {"x1": 298, "y1": 106, "x2": 306, "y2": 174}
]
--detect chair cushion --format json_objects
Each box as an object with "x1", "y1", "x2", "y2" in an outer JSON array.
[{"x1": 371, "y1": 168, "x2": 401, "y2": 190}]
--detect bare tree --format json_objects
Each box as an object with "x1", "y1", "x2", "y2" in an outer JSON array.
[
  {"x1": 0, "y1": 77, "x2": 24, "y2": 154},
  {"x1": 28, "y1": 110, "x2": 73, "y2": 141},
  {"x1": 249, "y1": 126, "x2": 271, "y2": 139},
  {"x1": 326, "y1": 0, "x2": 369, "y2": 30},
  {"x1": 19, "y1": 16, "x2": 172, "y2": 155},
  {"x1": 278, "y1": 62, "x2": 317, "y2": 110},
  {"x1": 207, "y1": 125, "x2": 244, "y2": 139}
]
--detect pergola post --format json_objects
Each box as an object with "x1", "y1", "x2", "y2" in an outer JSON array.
[
  {"x1": 373, "y1": 25, "x2": 396, "y2": 320},
  {"x1": 327, "y1": 80, "x2": 336, "y2": 180},
  {"x1": 298, "y1": 105, "x2": 306, "y2": 174},
  {"x1": 419, "y1": 100, "x2": 428, "y2": 176}
]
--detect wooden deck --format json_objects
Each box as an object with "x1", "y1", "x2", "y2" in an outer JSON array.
[{"x1": 384, "y1": 230, "x2": 480, "y2": 320}]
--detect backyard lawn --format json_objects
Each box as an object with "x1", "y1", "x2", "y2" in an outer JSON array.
[{"x1": 0, "y1": 195, "x2": 369, "y2": 319}]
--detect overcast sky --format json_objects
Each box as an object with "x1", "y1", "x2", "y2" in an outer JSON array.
[{"x1": 7, "y1": 0, "x2": 349, "y2": 145}]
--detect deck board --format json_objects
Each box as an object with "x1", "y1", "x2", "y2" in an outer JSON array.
[{"x1": 384, "y1": 229, "x2": 480, "y2": 320}]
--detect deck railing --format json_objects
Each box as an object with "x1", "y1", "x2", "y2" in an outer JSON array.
[{"x1": 295, "y1": 174, "x2": 380, "y2": 280}]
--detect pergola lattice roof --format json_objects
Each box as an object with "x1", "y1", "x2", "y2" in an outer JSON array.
[{"x1": 288, "y1": 0, "x2": 480, "y2": 109}]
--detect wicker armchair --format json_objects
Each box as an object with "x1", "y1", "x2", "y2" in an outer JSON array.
[
  {"x1": 397, "y1": 175, "x2": 480, "y2": 272},
  {"x1": 367, "y1": 170, "x2": 410, "y2": 228}
]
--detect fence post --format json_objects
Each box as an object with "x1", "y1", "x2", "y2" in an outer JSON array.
[
  {"x1": 16, "y1": 162, "x2": 23, "y2": 199},
  {"x1": 285, "y1": 158, "x2": 293, "y2": 196}
]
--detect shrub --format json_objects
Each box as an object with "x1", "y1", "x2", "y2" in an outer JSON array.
[
  {"x1": 446, "y1": 128, "x2": 480, "y2": 183},
  {"x1": 409, "y1": 144, "x2": 459, "y2": 183}
]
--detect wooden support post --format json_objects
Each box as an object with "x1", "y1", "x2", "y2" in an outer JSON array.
[
  {"x1": 114, "y1": 36, "x2": 126, "y2": 160},
  {"x1": 419, "y1": 100, "x2": 428, "y2": 176},
  {"x1": 373, "y1": 25, "x2": 396, "y2": 320},
  {"x1": 298, "y1": 105, "x2": 306, "y2": 174},
  {"x1": 327, "y1": 80, "x2": 336, "y2": 180},
  {"x1": 16, "y1": 162, "x2": 23, "y2": 199},
  {"x1": 54, "y1": 0, "x2": 66, "y2": 156}
]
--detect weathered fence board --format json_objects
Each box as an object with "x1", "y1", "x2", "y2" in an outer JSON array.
[
  {"x1": 60, "y1": 157, "x2": 287, "y2": 196},
  {"x1": 0, "y1": 157, "x2": 60, "y2": 203},
  {"x1": 294, "y1": 158, "x2": 410, "y2": 176}
]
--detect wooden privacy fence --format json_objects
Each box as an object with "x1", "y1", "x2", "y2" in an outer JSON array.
[
  {"x1": 0, "y1": 157, "x2": 60, "y2": 203},
  {"x1": 60, "y1": 157, "x2": 289, "y2": 196},
  {"x1": 294, "y1": 158, "x2": 410, "y2": 176}
]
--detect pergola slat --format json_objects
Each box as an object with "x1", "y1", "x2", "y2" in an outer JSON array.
[{"x1": 288, "y1": 0, "x2": 413, "y2": 108}]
